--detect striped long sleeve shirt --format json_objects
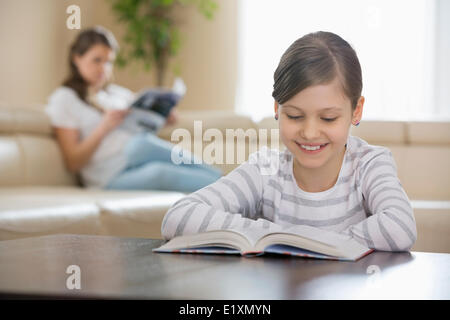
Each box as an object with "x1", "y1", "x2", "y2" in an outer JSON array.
[{"x1": 161, "y1": 135, "x2": 417, "y2": 251}]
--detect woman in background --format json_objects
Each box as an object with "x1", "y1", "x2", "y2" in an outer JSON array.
[{"x1": 46, "y1": 26, "x2": 222, "y2": 192}]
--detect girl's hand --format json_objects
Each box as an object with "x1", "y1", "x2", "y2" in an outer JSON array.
[
  {"x1": 99, "y1": 109, "x2": 129, "y2": 134},
  {"x1": 165, "y1": 109, "x2": 178, "y2": 126}
]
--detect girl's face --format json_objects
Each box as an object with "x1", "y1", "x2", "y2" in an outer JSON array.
[
  {"x1": 73, "y1": 44, "x2": 115, "y2": 90},
  {"x1": 275, "y1": 77, "x2": 364, "y2": 173}
]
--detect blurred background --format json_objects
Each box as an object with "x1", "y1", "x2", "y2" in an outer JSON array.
[
  {"x1": 0, "y1": 0, "x2": 449, "y2": 253},
  {"x1": 0, "y1": 0, "x2": 237, "y2": 112},
  {"x1": 0, "y1": 0, "x2": 449, "y2": 121}
]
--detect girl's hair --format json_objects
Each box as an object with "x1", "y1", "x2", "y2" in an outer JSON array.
[
  {"x1": 62, "y1": 26, "x2": 119, "y2": 102},
  {"x1": 272, "y1": 31, "x2": 362, "y2": 110}
]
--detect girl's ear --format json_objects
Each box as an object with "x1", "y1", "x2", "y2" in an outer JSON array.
[
  {"x1": 274, "y1": 101, "x2": 279, "y2": 116},
  {"x1": 352, "y1": 96, "x2": 365, "y2": 123}
]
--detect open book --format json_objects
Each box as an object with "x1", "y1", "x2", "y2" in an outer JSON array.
[
  {"x1": 120, "y1": 78, "x2": 186, "y2": 133},
  {"x1": 154, "y1": 225, "x2": 373, "y2": 262}
]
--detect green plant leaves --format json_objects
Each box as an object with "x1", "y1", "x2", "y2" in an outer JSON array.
[{"x1": 109, "y1": 0, "x2": 218, "y2": 85}]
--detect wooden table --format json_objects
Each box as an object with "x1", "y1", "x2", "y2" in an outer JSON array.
[{"x1": 0, "y1": 234, "x2": 448, "y2": 299}]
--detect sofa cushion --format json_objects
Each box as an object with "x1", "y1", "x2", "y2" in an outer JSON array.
[
  {"x1": 408, "y1": 121, "x2": 450, "y2": 145},
  {"x1": 0, "y1": 187, "x2": 185, "y2": 240},
  {"x1": 0, "y1": 204, "x2": 101, "y2": 240},
  {"x1": 0, "y1": 134, "x2": 76, "y2": 186},
  {"x1": 350, "y1": 120, "x2": 406, "y2": 144},
  {"x1": 0, "y1": 136, "x2": 22, "y2": 187},
  {"x1": 411, "y1": 200, "x2": 450, "y2": 253},
  {"x1": 98, "y1": 192, "x2": 186, "y2": 239},
  {"x1": 0, "y1": 104, "x2": 76, "y2": 186},
  {"x1": 401, "y1": 145, "x2": 450, "y2": 200},
  {"x1": 0, "y1": 104, "x2": 51, "y2": 135},
  {"x1": 0, "y1": 187, "x2": 101, "y2": 239}
]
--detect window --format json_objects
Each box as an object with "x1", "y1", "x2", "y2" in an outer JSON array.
[{"x1": 235, "y1": 0, "x2": 448, "y2": 122}]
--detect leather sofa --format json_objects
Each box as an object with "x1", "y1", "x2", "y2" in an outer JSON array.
[{"x1": 1, "y1": 103, "x2": 449, "y2": 253}]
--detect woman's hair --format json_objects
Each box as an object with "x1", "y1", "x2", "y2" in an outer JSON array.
[
  {"x1": 272, "y1": 31, "x2": 362, "y2": 110},
  {"x1": 62, "y1": 26, "x2": 119, "y2": 102}
]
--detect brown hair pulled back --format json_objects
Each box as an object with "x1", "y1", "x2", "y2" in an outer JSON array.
[
  {"x1": 62, "y1": 26, "x2": 119, "y2": 102},
  {"x1": 272, "y1": 31, "x2": 362, "y2": 110}
]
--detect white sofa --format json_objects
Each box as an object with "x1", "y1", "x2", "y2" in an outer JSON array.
[{"x1": 0, "y1": 102, "x2": 449, "y2": 253}]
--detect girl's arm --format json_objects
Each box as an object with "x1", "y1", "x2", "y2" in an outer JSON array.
[
  {"x1": 343, "y1": 149, "x2": 417, "y2": 251},
  {"x1": 54, "y1": 109, "x2": 128, "y2": 173},
  {"x1": 161, "y1": 158, "x2": 283, "y2": 240}
]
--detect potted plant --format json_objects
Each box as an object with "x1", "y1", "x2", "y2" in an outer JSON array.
[{"x1": 109, "y1": 0, "x2": 218, "y2": 86}]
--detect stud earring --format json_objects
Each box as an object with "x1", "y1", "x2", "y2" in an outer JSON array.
[
  {"x1": 354, "y1": 120, "x2": 360, "y2": 126},
  {"x1": 275, "y1": 114, "x2": 278, "y2": 120}
]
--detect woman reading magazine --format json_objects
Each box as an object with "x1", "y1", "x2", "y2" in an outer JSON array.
[{"x1": 46, "y1": 26, "x2": 222, "y2": 192}]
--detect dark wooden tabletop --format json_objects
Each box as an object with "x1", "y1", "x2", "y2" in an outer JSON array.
[{"x1": 0, "y1": 234, "x2": 448, "y2": 299}]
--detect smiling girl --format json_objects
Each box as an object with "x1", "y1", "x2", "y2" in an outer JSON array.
[{"x1": 161, "y1": 31, "x2": 417, "y2": 251}]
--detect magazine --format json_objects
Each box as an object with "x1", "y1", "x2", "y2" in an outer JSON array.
[{"x1": 120, "y1": 78, "x2": 186, "y2": 133}]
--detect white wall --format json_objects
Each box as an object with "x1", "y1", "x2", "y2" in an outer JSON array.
[{"x1": 0, "y1": 0, "x2": 237, "y2": 111}]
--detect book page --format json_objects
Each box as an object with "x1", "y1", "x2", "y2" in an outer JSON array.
[
  {"x1": 154, "y1": 245, "x2": 241, "y2": 255},
  {"x1": 226, "y1": 227, "x2": 274, "y2": 248},
  {"x1": 258, "y1": 225, "x2": 371, "y2": 260},
  {"x1": 277, "y1": 225, "x2": 354, "y2": 247},
  {"x1": 154, "y1": 229, "x2": 256, "y2": 253}
]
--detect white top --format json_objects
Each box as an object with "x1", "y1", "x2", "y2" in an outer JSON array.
[
  {"x1": 161, "y1": 135, "x2": 417, "y2": 252},
  {"x1": 45, "y1": 84, "x2": 135, "y2": 188}
]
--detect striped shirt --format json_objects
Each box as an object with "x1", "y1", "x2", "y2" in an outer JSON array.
[{"x1": 161, "y1": 135, "x2": 417, "y2": 251}]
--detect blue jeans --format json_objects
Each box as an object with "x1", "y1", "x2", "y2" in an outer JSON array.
[{"x1": 106, "y1": 133, "x2": 223, "y2": 193}]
